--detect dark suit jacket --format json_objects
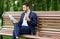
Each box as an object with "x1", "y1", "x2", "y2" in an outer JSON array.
[{"x1": 18, "y1": 11, "x2": 37, "y2": 34}]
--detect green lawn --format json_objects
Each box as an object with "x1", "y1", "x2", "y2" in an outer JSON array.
[
  {"x1": 3, "y1": 36, "x2": 26, "y2": 39},
  {"x1": 0, "y1": 19, "x2": 26, "y2": 39}
]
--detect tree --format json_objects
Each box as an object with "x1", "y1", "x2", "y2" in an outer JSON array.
[
  {"x1": 0, "y1": 0, "x2": 3, "y2": 18},
  {"x1": 2, "y1": 0, "x2": 60, "y2": 12}
]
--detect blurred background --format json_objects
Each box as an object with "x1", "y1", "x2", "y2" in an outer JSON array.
[
  {"x1": 0, "y1": 0, "x2": 60, "y2": 18},
  {"x1": 0, "y1": 0, "x2": 60, "y2": 39}
]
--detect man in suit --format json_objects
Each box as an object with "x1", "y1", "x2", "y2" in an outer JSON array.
[{"x1": 9, "y1": 2, "x2": 37, "y2": 39}]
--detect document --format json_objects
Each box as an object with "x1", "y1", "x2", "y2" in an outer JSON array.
[{"x1": 8, "y1": 14, "x2": 18, "y2": 23}]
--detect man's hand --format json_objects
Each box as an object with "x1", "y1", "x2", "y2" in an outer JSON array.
[
  {"x1": 26, "y1": 16, "x2": 30, "y2": 21},
  {"x1": 25, "y1": 13, "x2": 30, "y2": 21}
]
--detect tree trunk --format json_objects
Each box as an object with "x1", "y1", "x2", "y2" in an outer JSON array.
[{"x1": 7, "y1": 0, "x2": 10, "y2": 11}]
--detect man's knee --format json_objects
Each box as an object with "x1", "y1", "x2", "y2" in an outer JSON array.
[{"x1": 14, "y1": 23, "x2": 20, "y2": 30}]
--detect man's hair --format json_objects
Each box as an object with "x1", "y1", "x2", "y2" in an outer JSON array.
[{"x1": 23, "y1": 2, "x2": 30, "y2": 8}]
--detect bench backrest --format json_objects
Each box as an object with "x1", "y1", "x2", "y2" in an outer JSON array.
[{"x1": 2, "y1": 11, "x2": 60, "y2": 29}]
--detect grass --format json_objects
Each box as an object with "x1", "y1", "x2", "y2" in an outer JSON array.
[
  {"x1": 3, "y1": 36, "x2": 26, "y2": 39},
  {"x1": 3, "y1": 36, "x2": 12, "y2": 39},
  {"x1": 0, "y1": 19, "x2": 26, "y2": 39}
]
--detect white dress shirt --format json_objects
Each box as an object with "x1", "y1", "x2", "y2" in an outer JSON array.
[{"x1": 22, "y1": 10, "x2": 30, "y2": 26}]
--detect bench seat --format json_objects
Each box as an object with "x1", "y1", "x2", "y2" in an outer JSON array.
[{"x1": 0, "y1": 11, "x2": 60, "y2": 39}]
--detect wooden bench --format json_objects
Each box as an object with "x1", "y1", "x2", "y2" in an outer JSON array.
[{"x1": 0, "y1": 11, "x2": 60, "y2": 39}]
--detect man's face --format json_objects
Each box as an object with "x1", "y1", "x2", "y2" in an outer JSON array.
[{"x1": 23, "y1": 5, "x2": 28, "y2": 12}]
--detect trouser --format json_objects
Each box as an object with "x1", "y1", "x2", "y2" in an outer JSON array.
[{"x1": 12, "y1": 23, "x2": 31, "y2": 39}]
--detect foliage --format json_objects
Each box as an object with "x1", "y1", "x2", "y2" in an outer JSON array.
[
  {"x1": 3, "y1": 0, "x2": 60, "y2": 11},
  {"x1": 0, "y1": 0, "x2": 60, "y2": 17}
]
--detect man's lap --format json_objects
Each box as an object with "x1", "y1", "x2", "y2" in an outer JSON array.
[{"x1": 19, "y1": 26, "x2": 31, "y2": 35}]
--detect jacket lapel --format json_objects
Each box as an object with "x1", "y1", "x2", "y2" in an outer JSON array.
[
  {"x1": 22, "y1": 12, "x2": 25, "y2": 19},
  {"x1": 29, "y1": 11, "x2": 32, "y2": 19}
]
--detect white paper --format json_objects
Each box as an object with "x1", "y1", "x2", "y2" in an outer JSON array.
[{"x1": 8, "y1": 14, "x2": 18, "y2": 23}]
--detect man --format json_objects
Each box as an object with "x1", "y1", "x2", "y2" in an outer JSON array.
[{"x1": 8, "y1": 2, "x2": 37, "y2": 39}]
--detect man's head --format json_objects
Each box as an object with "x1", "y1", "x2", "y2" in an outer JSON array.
[{"x1": 22, "y1": 2, "x2": 30, "y2": 12}]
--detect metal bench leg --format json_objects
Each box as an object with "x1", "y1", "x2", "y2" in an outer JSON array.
[{"x1": 0, "y1": 35, "x2": 3, "y2": 39}]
